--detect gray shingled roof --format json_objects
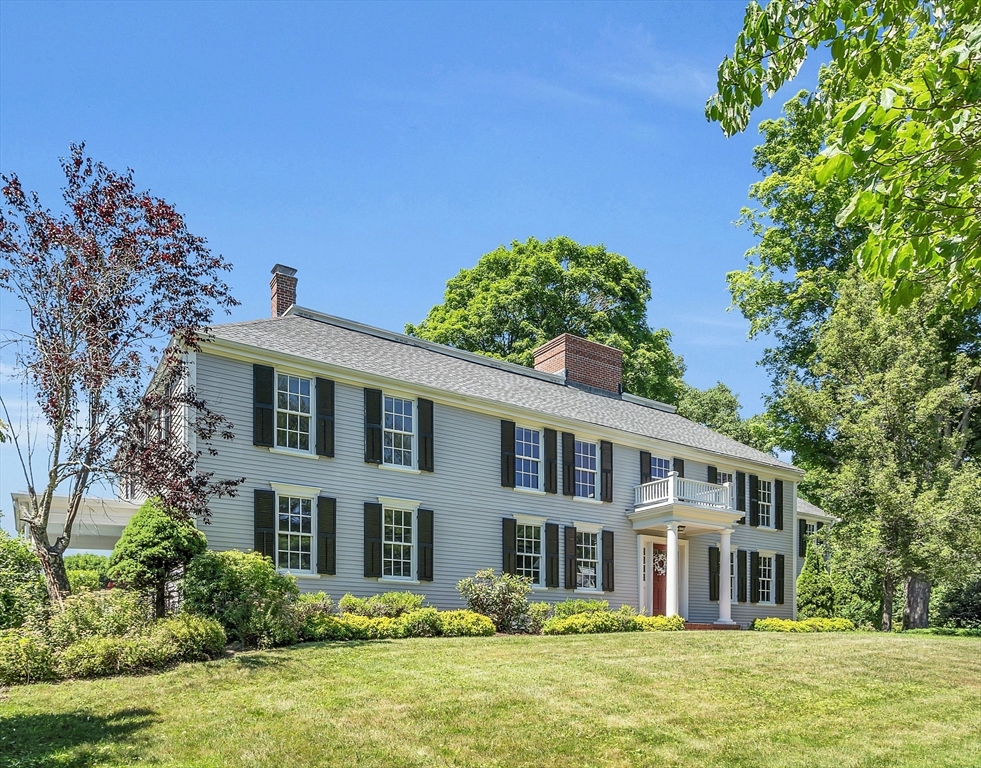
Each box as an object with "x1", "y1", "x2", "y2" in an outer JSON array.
[
  {"x1": 206, "y1": 309, "x2": 799, "y2": 473},
  {"x1": 797, "y1": 497, "x2": 833, "y2": 518}
]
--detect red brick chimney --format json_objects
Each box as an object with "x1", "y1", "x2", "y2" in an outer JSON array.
[
  {"x1": 270, "y1": 264, "x2": 298, "y2": 317},
  {"x1": 533, "y1": 334, "x2": 623, "y2": 394}
]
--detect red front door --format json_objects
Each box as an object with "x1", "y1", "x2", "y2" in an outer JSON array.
[{"x1": 651, "y1": 543, "x2": 667, "y2": 616}]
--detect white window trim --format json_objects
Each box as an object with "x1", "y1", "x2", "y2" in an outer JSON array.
[
  {"x1": 574, "y1": 521, "x2": 602, "y2": 534},
  {"x1": 757, "y1": 479, "x2": 775, "y2": 529},
  {"x1": 650, "y1": 455, "x2": 672, "y2": 480},
  {"x1": 513, "y1": 513, "x2": 547, "y2": 526},
  {"x1": 382, "y1": 392, "x2": 417, "y2": 470},
  {"x1": 274, "y1": 370, "x2": 315, "y2": 454},
  {"x1": 757, "y1": 549, "x2": 776, "y2": 605},
  {"x1": 574, "y1": 527, "x2": 602, "y2": 593},
  {"x1": 378, "y1": 496, "x2": 419, "y2": 582},
  {"x1": 270, "y1": 482, "x2": 321, "y2": 576},
  {"x1": 514, "y1": 425, "x2": 545, "y2": 492},
  {"x1": 268, "y1": 446, "x2": 323, "y2": 460},
  {"x1": 513, "y1": 516, "x2": 546, "y2": 587}
]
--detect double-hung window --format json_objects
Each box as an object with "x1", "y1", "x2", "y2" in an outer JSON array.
[
  {"x1": 759, "y1": 554, "x2": 773, "y2": 602},
  {"x1": 382, "y1": 506, "x2": 414, "y2": 578},
  {"x1": 383, "y1": 395, "x2": 414, "y2": 467},
  {"x1": 805, "y1": 521, "x2": 817, "y2": 538},
  {"x1": 515, "y1": 427, "x2": 541, "y2": 490},
  {"x1": 276, "y1": 374, "x2": 312, "y2": 450},
  {"x1": 576, "y1": 531, "x2": 599, "y2": 589},
  {"x1": 515, "y1": 523, "x2": 543, "y2": 584},
  {"x1": 757, "y1": 479, "x2": 773, "y2": 527},
  {"x1": 278, "y1": 495, "x2": 313, "y2": 572},
  {"x1": 717, "y1": 470, "x2": 735, "y2": 508},
  {"x1": 574, "y1": 440, "x2": 598, "y2": 499},
  {"x1": 651, "y1": 456, "x2": 672, "y2": 479}
]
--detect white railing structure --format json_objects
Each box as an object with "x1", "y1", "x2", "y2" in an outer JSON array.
[{"x1": 633, "y1": 472, "x2": 732, "y2": 511}]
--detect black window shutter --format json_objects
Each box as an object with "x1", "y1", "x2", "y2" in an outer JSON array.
[
  {"x1": 317, "y1": 496, "x2": 336, "y2": 575},
  {"x1": 673, "y1": 458, "x2": 685, "y2": 478},
  {"x1": 601, "y1": 530, "x2": 614, "y2": 592},
  {"x1": 640, "y1": 451, "x2": 652, "y2": 484},
  {"x1": 500, "y1": 420, "x2": 516, "y2": 488},
  {"x1": 545, "y1": 522, "x2": 559, "y2": 587},
  {"x1": 799, "y1": 519, "x2": 808, "y2": 557},
  {"x1": 544, "y1": 428, "x2": 558, "y2": 494},
  {"x1": 774, "y1": 479, "x2": 784, "y2": 530},
  {"x1": 708, "y1": 546, "x2": 720, "y2": 602},
  {"x1": 418, "y1": 398, "x2": 434, "y2": 472},
  {"x1": 364, "y1": 389, "x2": 383, "y2": 464},
  {"x1": 315, "y1": 378, "x2": 335, "y2": 457},
  {"x1": 737, "y1": 549, "x2": 748, "y2": 602},
  {"x1": 564, "y1": 525, "x2": 577, "y2": 588},
  {"x1": 736, "y1": 471, "x2": 747, "y2": 524},
  {"x1": 600, "y1": 441, "x2": 614, "y2": 503},
  {"x1": 364, "y1": 502, "x2": 382, "y2": 577},
  {"x1": 253, "y1": 364, "x2": 275, "y2": 447},
  {"x1": 254, "y1": 489, "x2": 276, "y2": 560},
  {"x1": 750, "y1": 551, "x2": 760, "y2": 603},
  {"x1": 418, "y1": 508, "x2": 434, "y2": 581},
  {"x1": 775, "y1": 553, "x2": 785, "y2": 604},
  {"x1": 708, "y1": 465, "x2": 718, "y2": 485},
  {"x1": 749, "y1": 474, "x2": 760, "y2": 526},
  {"x1": 562, "y1": 432, "x2": 576, "y2": 496},
  {"x1": 502, "y1": 517, "x2": 517, "y2": 575}
]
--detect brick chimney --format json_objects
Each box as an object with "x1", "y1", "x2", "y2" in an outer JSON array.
[
  {"x1": 270, "y1": 264, "x2": 298, "y2": 317},
  {"x1": 533, "y1": 334, "x2": 623, "y2": 394}
]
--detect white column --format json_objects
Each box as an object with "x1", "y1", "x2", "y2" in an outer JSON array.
[
  {"x1": 717, "y1": 529, "x2": 735, "y2": 624},
  {"x1": 666, "y1": 523, "x2": 679, "y2": 617}
]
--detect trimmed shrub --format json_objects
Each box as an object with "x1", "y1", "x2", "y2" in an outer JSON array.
[
  {"x1": 752, "y1": 617, "x2": 856, "y2": 632},
  {"x1": 303, "y1": 614, "x2": 357, "y2": 642},
  {"x1": 636, "y1": 614, "x2": 685, "y2": 632},
  {"x1": 148, "y1": 614, "x2": 226, "y2": 661},
  {"x1": 436, "y1": 610, "x2": 496, "y2": 637},
  {"x1": 0, "y1": 629, "x2": 55, "y2": 685},
  {"x1": 48, "y1": 589, "x2": 152, "y2": 648},
  {"x1": 56, "y1": 635, "x2": 137, "y2": 678},
  {"x1": 399, "y1": 608, "x2": 442, "y2": 638},
  {"x1": 338, "y1": 591, "x2": 424, "y2": 618},
  {"x1": 526, "y1": 602, "x2": 552, "y2": 635},
  {"x1": 67, "y1": 569, "x2": 104, "y2": 593},
  {"x1": 183, "y1": 550, "x2": 300, "y2": 649},
  {"x1": 64, "y1": 553, "x2": 111, "y2": 576},
  {"x1": 542, "y1": 610, "x2": 640, "y2": 635},
  {"x1": 296, "y1": 592, "x2": 337, "y2": 641},
  {"x1": 340, "y1": 614, "x2": 404, "y2": 640},
  {"x1": 551, "y1": 599, "x2": 610, "y2": 619},
  {"x1": 0, "y1": 530, "x2": 46, "y2": 630},
  {"x1": 456, "y1": 569, "x2": 532, "y2": 633},
  {"x1": 796, "y1": 540, "x2": 835, "y2": 619}
]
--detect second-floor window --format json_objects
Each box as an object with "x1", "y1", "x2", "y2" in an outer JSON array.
[
  {"x1": 758, "y1": 479, "x2": 773, "y2": 527},
  {"x1": 575, "y1": 440, "x2": 598, "y2": 498},
  {"x1": 383, "y1": 395, "x2": 414, "y2": 467},
  {"x1": 277, "y1": 374, "x2": 311, "y2": 450},
  {"x1": 651, "y1": 456, "x2": 671, "y2": 479},
  {"x1": 515, "y1": 427, "x2": 541, "y2": 489}
]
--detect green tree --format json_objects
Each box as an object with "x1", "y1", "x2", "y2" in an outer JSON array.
[
  {"x1": 107, "y1": 498, "x2": 207, "y2": 617},
  {"x1": 796, "y1": 535, "x2": 835, "y2": 619},
  {"x1": 708, "y1": 0, "x2": 981, "y2": 310},
  {"x1": 780, "y1": 274, "x2": 981, "y2": 629},
  {"x1": 405, "y1": 236, "x2": 685, "y2": 404},
  {"x1": 675, "y1": 382, "x2": 775, "y2": 453}
]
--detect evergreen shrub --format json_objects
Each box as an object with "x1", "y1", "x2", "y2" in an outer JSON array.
[
  {"x1": 456, "y1": 569, "x2": 532, "y2": 633},
  {"x1": 338, "y1": 591, "x2": 424, "y2": 618},
  {"x1": 436, "y1": 610, "x2": 496, "y2": 637},
  {"x1": 796, "y1": 540, "x2": 835, "y2": 619}
]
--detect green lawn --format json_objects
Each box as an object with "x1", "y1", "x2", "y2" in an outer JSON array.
[{"x1": 1, "y1": 632, "x2": 979, "y2": 768}]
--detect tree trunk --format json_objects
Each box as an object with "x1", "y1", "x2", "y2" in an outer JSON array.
[
  {"x1": 902, "y1": 573, "x2": 931, "y2": 629},
  {"x1": 881, "y1": 574, "x2": 896, "y2": 632},
  {"x1": 28, "y1": 523, "x2": 72, "y2": 605}
]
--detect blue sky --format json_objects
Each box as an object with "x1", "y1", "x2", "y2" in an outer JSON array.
[{"x1": 0, "y1": 1, "x2": 819, "y2": 534}]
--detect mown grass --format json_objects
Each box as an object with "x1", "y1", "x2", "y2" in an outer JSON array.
[{"x1": 1, "y1": 632, "x2": 979, "y2": 767}]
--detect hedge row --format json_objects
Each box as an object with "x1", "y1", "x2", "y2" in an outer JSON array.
[
  {"x1": 302, "y1": 608, "x2": 494, "y2": 641},
  {"x1": 752, "y1": 617, "x2": 856, "y2": 632},
  {"x1": 542, "y1": 611, "x2": 685, "y2": 635}
]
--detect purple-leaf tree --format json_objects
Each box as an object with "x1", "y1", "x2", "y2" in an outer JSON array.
[{"x1": 0, "y1": 144, "x2": 242, "y2": 603}]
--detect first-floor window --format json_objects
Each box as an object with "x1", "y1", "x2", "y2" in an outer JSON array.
[
  {"x1": 806, "y1": 521, "x2": 817, "y2": 537},
  {"x1": 516, "y1": 524, "x2": 542, "y2": 583},
  {"x1": 383, "y1": 507, "x2": 413, "y2": 578},
  {"x1": 575, "y1": 440, "x2": 597, "y2": 498},
  {"x1": 651, "y1": 456, "x2": 671, "y2": 479},
  {"x1": 278, "y1": 496, "x2": 312, "y2": 571},
  {"x1": 759, "y1": 555, "x2": 773, "y2": 602},
  {"x1": 577, "y1": 531, "x2": 599, "y2": 589},
  {"x1": 758, "y1": 479, "x2": 773, "y2": 527}
]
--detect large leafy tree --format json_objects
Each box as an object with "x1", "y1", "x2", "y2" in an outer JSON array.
[
  {"x1": 709, "y1": 0, "x2": 981, "y2": 310},
  {"x1": 781, "y1": 275, "x2": 981, "y2": 629},
  {"x1": 0, "y1": 145, "x2": 241, "y2": 604},
  {"x1": 675, "y1": 382, "x2": 775, "y2": 453},
  {"x1": 406, "y1": 236, "x2": 685, "y2": 404}
]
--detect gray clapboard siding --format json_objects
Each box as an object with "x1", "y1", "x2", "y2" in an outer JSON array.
[{"x1": 194, "y1": 351, "x2": 641, "y2": 610}]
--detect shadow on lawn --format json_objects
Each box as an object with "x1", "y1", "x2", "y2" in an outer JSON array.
[{"x1": 0, "y1": 707, "x2": 156, "y2": 768}]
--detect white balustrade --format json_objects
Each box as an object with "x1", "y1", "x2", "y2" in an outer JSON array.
[{"x1": 633, "y1": 473, "x2": 732, "y2": 510}]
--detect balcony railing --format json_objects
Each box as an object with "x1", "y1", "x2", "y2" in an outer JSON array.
[{"x1": 633, "y1": 473, "x2": 732, "y2": 511}]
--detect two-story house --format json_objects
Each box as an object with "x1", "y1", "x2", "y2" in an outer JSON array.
[{"x1": 136, "y1": 264, "x2": 804, "y2": 627}]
